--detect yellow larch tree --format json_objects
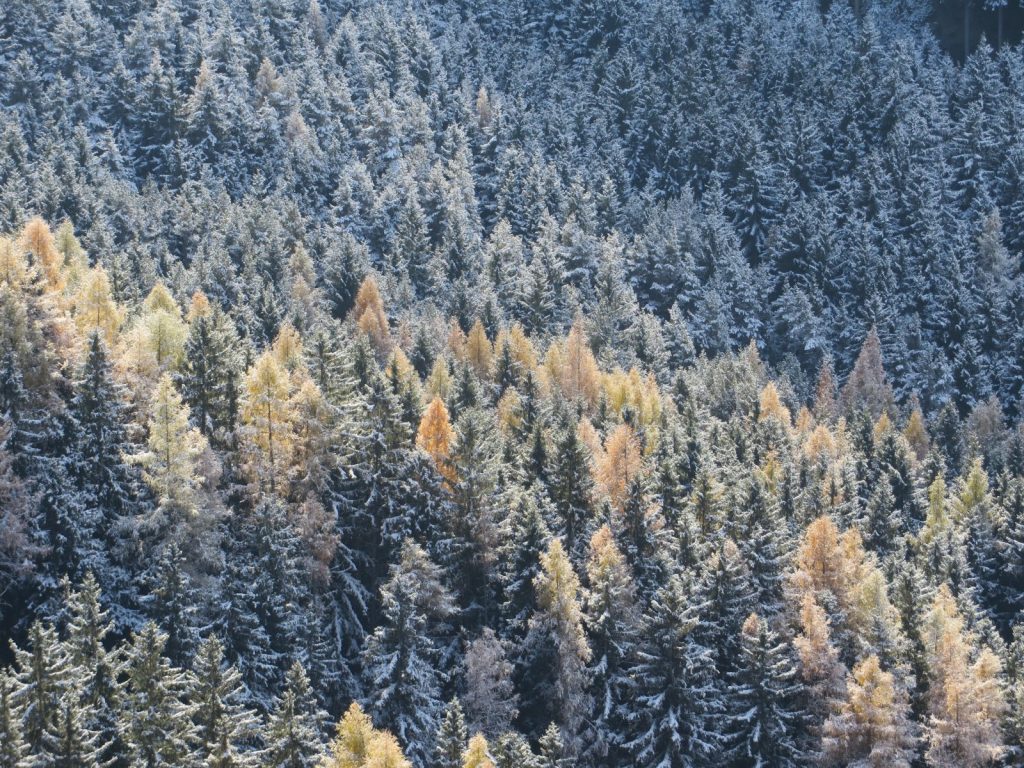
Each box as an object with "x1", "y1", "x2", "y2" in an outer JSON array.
[
  {"x1": 322, "y1": 702, "x2": 411, "y2": 768},
  {"x1": 758, "y1": 381, "x2": 791, "y2": 425},
  {"x1": 465, "y1": 319, "x2": 493, "y2": 379},
  {"x1": 350, "y1": 275, "x2": 390, "y2": 357},
  {"x1": 821, "y1": 655, "x2": 916, "y2": 767},
  {"x1": 462, "y1": 734, "x2": 495, "y2": 768},
  {"x1": 554, "y1": 322, "x2": 600, "y2": 408},
  {"x1": 241, "y1": 350, "x2": 294, "y2": 495},
  {"x1": 120, "y1": 282, "x2": 188, "y2": 396},
  {"x1": 136, "y1": 373, "x2": 208, "y2": 515},
  {"x1": 20, "y1": 217, "x2": 64, "y2": 293},
  {"x1": 417, "y1": 396, "x2": 455, "y2": 484},
  {"x1": 596, "y1": 423, "x2": 644, "y2": 513},
  {"x1": 793, "y1": 593, "x2": 847, "y2": 722},
  {"x1": 921, "y1": 585, "x2": 1005, "y2": 767},
  {"x1": 73, "y1": 266, "x2": 122, "y2": 344}
]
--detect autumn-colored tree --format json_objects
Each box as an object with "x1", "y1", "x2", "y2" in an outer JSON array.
[
  {"x1": 20, "y1": 217, "x2": 64, "y2": 293},
  {"x1": 73, "y1": 266, "x2": 122, "y2": 344},
  {"x1": 596, "y1": 423, "x2": 644, "y2": 514},
  {"x1": 551, "y1": 323, "x2": 600, "y2": 408},
  {"x1": 416, "y1": 396, "x2": 455, "y2": 484},
  {"x1": 466, "y1": 320, "x2": 493, "y2": 380},
  {"x1": 821, "y1": 655, "x2": 916, "y2": 767},
  {"x1": 351, "y1": 275, "x2": 390, "y2": 357},
  {"x1": 322, "y1": 702, "x2": 411, "y2": 768},
  {"x1": 135, "y1": 373, "x2": 208, "y2": 516},
  {"x1": 758, "y1": 381, "x2": 791, "y2": 426},
  {"x1": 463, "y1": 734, "x2": 495, "y2": 768},
  {"x1": 921, "y1": 585, "x2": 1005, "y2": 767},
  {"x1": 524, "y1": 539, "x2": 592, "y2": 749},
  {"x1": 240, "y1": 351, "x2": 294, "y2": 494},
  {"x1": 120, "y1": 282, "x2": 187, "y2": 395},
  {"x1": 793, "y1": 594, "x2": 846, "y2": 722}
]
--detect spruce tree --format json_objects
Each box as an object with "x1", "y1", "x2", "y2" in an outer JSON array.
[
  {"x1": 190, "y1": 635, "x2": 259, "y2": 767},
  {"x1": 624, "y1": 576, "x2": 722, "y2": 768},
  {"x1": 120, "y1": 623, "x2": 196, "y2": 768},
  {"x1": 264, "y1": 661, "x2": 326, "y2": 768},
  {"x1": 725, "y1": 613, "x2": 804, "y2": 767}
]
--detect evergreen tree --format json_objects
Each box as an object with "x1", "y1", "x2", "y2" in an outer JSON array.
[
  {"x1": 362, "y1": 541, "x2": 455, "y2": 767},
  {"x1": 434, "y1": 698, "x2": 467, "y2": 768},
  {"x1": 624, "y1": 576, "x2": 722, "y2": 768},
  {"x1": 190, "y1": 635, "x2": 259, "y2": 767},
  {"x1": 725, "y1": 613, "x2": 804, "y2": 768},
  {"x1": 120, "y1": 623, "x2": 196, "y2": 768},
  {"x1": 264, "y1": 661, "x2": 326, "y2": 768}
]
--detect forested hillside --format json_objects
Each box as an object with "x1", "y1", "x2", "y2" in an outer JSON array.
[{"x1": 2, "y1": 0, "x2": 1024, "y2": 764}]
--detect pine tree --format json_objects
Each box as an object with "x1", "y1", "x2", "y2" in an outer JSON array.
[
  {"x1": 64, "y1": 573, "x2": 125, "y2": 765},
  {"x1": 265, "y1": 661, "x2": 326, "y2": 768},
  {"x1": 547, "y1": 421, "x2": 595, "y2": 562},
  {"x1": 0, "y1": 671, "x2": 29, "y2": 768},
  {"x1": 624, "y1": 575, "x2": 722, "y2": 768},
  {"x1": 145, "y1": 543, "x2": 201, "y2": 667},
  {"x1": 582, "y1": 525, "x2": 639, "y2": 766},
  {"x1": 10, "y1": 621, "x2": 70, "y2": 758},
  {"x1": 726, "y1": 613, "x2": 804, "y2": 768},
  {"x1": 180, "y1": 295, "x2": 242, "y2": 443}
]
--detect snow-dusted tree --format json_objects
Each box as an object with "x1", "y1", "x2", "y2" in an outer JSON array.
[
  {"x1": 434, "y1": 698, "x2": 468, "y2": 768},
  {"x1": 518, "y1": 539, "x2": 591, "y2": 750},
  {"x1": 921, "y1": 586, "x2": 1006, "y2": 767},
  {"x1": 821, "y1": 654, "x2": 916, "y2": 767},
  {"x1": 725, "y1": 613, "x2": 804, "y2": 767},
  {"x1": 462, "y1": 629, "x2": 518, "y2": 739},
  {"x1": 264, "y1": 661, "x2": 326, "y2": 768},
  {"x1": 362, "y1": 541, "x2": 455, "y2": 766},
  {"x1": 624, "y1": 576, "x2": 722, "y2": 767},
  {"x1": 120, "y1": 622, "x2": 196, "y2": 767},
  {"x1": 190, "y1": 635, "x2": 260, "y2": 767},
  {"x1": 582, "y1": 525, "x2": 639, "y2": 766}
]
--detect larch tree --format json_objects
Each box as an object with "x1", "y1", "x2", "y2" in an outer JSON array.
[
  {"x1": 350, "y1": 275, "x2": 391, "y2": 358},
  {"x1": 519, "y1": 539, "x2": 591, "y2": 751},
  {"x1": 840, "y1": 328, "x2": 894, "y2": 419},
  {"x1": 240, "y1": 350, "x2": 294, "y2": 495},
  {"x1": 135, "y1": 373, "x2": 207, "y2": 521},
  {"x1": 416, "y1": 396, "x2": 455, "y2": 485},
  {"x1": 596, "y1": 423, "x2": 644, "y2": 515},
  {"x1": 921, "y1": 585, "x2": 1006, "y2": 767},
  {"x1": 820, "y1": 654, "x2": 916, "y2": 768},
  {"x1": 462, "y1": 734, "x2": 495, "y2": 768},
  {"x1": 72, "y1": 266, "x2": 122, "y2": 344},
  {"x1": 322, "y1": 702, "x2": 411, "y2": 768}
]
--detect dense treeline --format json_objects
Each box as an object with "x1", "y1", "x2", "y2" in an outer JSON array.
[
  {"x1": 2, "y1": 0, "x2": 1024, "y2": 764},
  {"x1": 2, "y1": 216, "x2": 1024, "y2": 766}
]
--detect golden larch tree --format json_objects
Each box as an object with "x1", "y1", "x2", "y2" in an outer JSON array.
[
  {"x1": 821, "y1": 654, "x2": 916, "y2": 767},
  {"x1": 241, "y1": 350, "x2": 294, "y2": 495},
  {"x1": 596, "y1": 423, "x2": 643, "y2": 514},
  {"x1": 417, "y1": 396, "x2": 456, "y2": 484},
  {"x1": 921, "y1": 585, "x2": 1005, "y2": 767}
]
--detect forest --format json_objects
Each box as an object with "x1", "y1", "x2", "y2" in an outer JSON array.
[{"x1": 2, "y1": 0, "x2": 1024, "y2": 765}]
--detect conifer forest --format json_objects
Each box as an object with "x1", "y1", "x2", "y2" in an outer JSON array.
[{"x1": 5, "y1": 0, "x2": 1024, "y2": 764}]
